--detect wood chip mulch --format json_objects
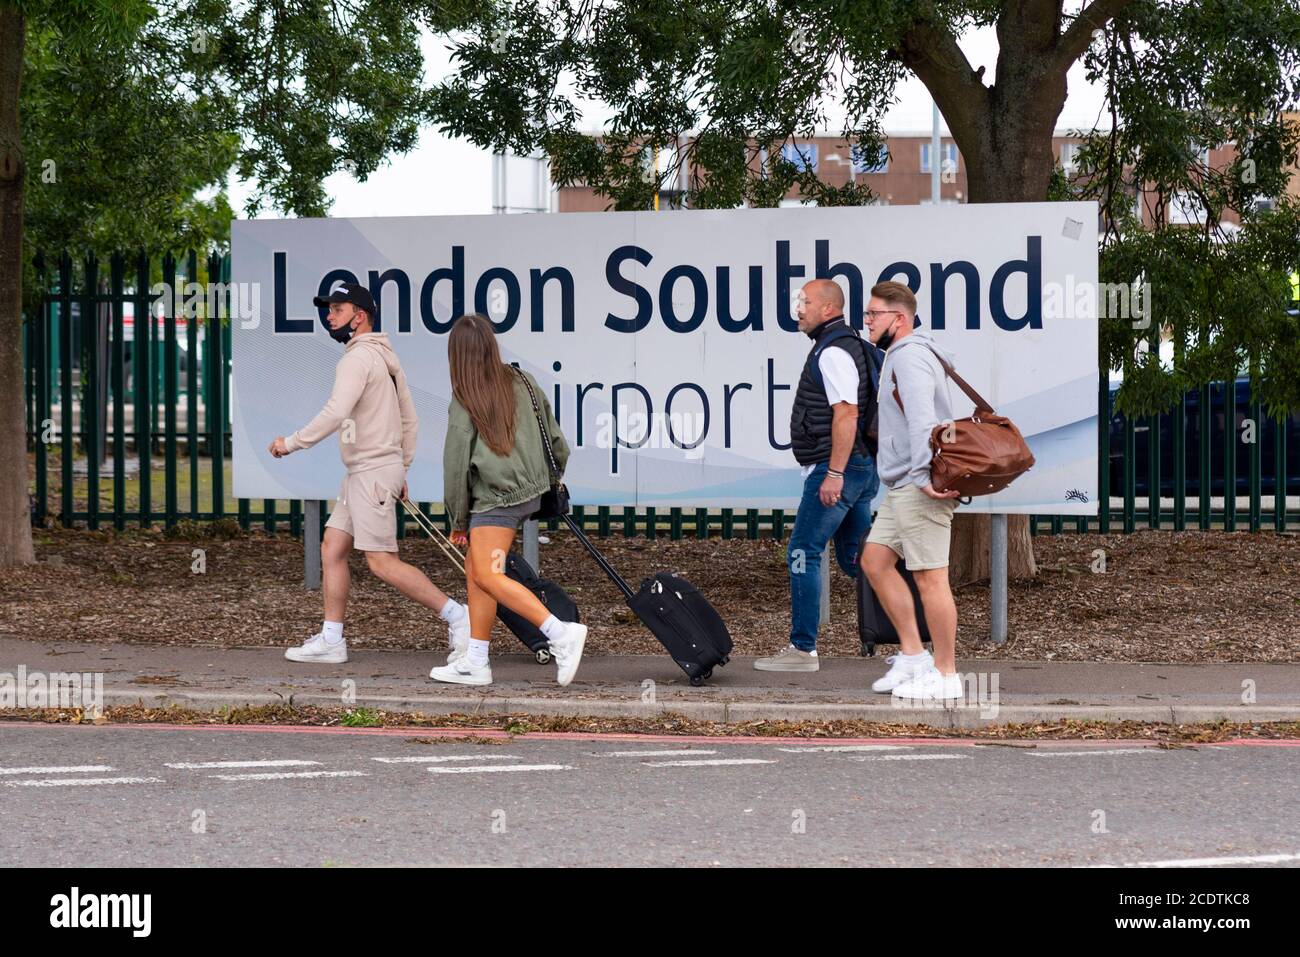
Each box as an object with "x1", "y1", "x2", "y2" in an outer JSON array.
[{"x1": 2, "y1": 526, "x2": 1297, "y2": 662}]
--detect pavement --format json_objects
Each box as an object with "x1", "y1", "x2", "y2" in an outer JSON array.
[
  {"x1": 2, "y1": 722, "x2": 1298, "y2": 866},
  {"x1": 2, "y1": 636, "x2": 1298, "y2": 728}
]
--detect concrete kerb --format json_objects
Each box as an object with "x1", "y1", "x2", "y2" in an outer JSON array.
[{"x1": 86, "y1": 687, "x2": 1300, "y2": 730}]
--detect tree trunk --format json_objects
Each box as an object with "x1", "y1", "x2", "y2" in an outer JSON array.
[
  {"x1": 0, "y1": 7, "x2": 34, "y2": 567},
  {"x1": 897, "y1": 7, "x2": 1084, "y2": 585},
  {"x1": 944, "y1": 67, "x2": 1058, "y2": 585},
  {"x1": 948, "y1": 513, "x2": 1037, "y2": 586}
]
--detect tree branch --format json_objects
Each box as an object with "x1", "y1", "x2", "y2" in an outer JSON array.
[
  {"x1": 1055, "y1": 0, "x2": 1134, "y2": 72},
  {"x1": 895, "y1": 11, "x2": 990, "y2": 145}
]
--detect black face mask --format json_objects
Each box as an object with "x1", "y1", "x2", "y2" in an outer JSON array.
[
  {"x1": 873, "y1": 316, "x2": 900, "y2": 351},
  {"x1": 320, "y1": 311, "x2": 356, "y2": 344}
]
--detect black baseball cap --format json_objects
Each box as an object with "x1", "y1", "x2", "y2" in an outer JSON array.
[{"x1": 313, "y1": 282, "x2": 378, "y2": 319}]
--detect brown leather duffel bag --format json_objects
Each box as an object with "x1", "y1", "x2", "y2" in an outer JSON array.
[{"x1": 891, "y1": 350, "x2": 1035, "y2": 497}]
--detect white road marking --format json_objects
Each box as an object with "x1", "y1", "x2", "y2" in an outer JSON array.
[
  {"x1": 1092, "y1": 851, "x2": 1300, "y2": 869},
  {"x1": 1028, "y1": 749, "x2": 1161, "y2": 758},
  {"x1": 0, "y1": 765, "x2": 114, "y2": 776},
  {"x1": 606, "y1": 750, "x2": 719, "y2": 757},
  {"x1": 853, "y1": 754, "x2": 971, "y2": 761},
  {"x1": 642, "y1": 759, "x2": 777, "y2": 768},
  {"x1": 210, "y1": 770, "x2": 368, "y2": 781},
  {"x1": 372, "y1": 754, "x2": 522, "y2": 764},
  {"x1": 166, "y1": 760, "x2": 323, "y2": 769},
  {"x1": 426, "y1": 764, "x2": 573, "y2": 774},
  {"x1": 4, "y1": 777, "x2": 163, "y2": 788},
  {"x1": 777, "y1": 745, "x2": 911, "y2": 753}
]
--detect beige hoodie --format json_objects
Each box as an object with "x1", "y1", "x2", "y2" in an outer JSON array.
[{"x1": 283, "y1": 332, "x2": 418, "y2": 474}]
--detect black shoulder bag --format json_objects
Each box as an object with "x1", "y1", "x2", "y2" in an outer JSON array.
[{"x1": 511, "y1": 367, "x2": 570, "y2": 519}]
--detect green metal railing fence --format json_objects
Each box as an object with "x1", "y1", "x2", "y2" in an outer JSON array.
[{"x1": 21, "y1": 251, "x2": 1298, "y2": 540}]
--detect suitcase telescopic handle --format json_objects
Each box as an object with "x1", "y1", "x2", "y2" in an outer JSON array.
[
  {"x1": 399, "y1": 497, "x2": 466, "y2": 575},
  {"x1": 559, "y1": 513, "x2": 636, "y2": 601}
]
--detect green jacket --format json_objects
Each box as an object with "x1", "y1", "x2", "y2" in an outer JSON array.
[{"x1": 443, "y1": 368, "x2": 571, "y2": 531}]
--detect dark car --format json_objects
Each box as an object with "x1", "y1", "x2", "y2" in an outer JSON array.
[{"x1": 1108, "y1": 378, "x2": 1300, "y2": 497}]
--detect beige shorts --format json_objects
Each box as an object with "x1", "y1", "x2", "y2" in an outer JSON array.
[
  {"x1": 866, "y1": 483, "x2": 958, "y2": 571},
  {"x1": 325, "y1": 463, "x2": 407, "y2": 552}
]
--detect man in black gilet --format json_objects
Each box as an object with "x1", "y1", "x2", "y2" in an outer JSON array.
[{"x1": 755, "y1": 279, "x2": 883, "y2": 672}]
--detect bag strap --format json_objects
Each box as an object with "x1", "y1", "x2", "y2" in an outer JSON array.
[
  {"x1": 887, "y1": 344, "x2": 994, "y2": 416},
  {"x1": 929, "y1": 350, "x2": 994, "y2": 414},
  {"x1": 511, "y1": 366, "x2": 562, "y2": 484}
]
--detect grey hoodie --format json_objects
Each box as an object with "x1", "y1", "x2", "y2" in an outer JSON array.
[
  {"x1": 284, "y1": 332, "x2": 418, "y2": 474},
  {"x1": 874, "y1": 332, "x2": 956, "y2": 490}
]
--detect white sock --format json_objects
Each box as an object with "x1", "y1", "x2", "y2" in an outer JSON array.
[
  {"x1": 321, "y1": 621, "x2": 344, "y2": 644},
  {"x1": 902, "y1": 649, "x2": 930, "y2": 659},
  {"x1": 467, "y1": 638, "x2": 490, "y2": 667},
  {"x1": 439, "y1": 598, "x2": 466, "y2": 623},
  {"x1": 540, "y1": 615, "x2": 567, "y2": 642}
]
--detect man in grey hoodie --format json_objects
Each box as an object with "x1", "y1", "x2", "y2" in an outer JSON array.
[
  {"x1": 860, "y1": 280, "x2": 963, "y2": 702},
  {"x1": 267, "y1": 283, "x2": 469, "y2": 665}
]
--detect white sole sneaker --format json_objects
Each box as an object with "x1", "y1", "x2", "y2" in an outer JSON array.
[
  {"x1": 892, "y1": 669, "x2": 963, "y2": 702},
  {"x1": 429, "y1": 661, "x2": 492, "y2": 686},
  {"x1": 446, "y1": 614, "x2": 471, "y2": 663},
  {"x1": 553, "y1": 623, "x2": 587, "y2": 687},
  {"x1": 871, "y1": 653, "x2": 934, "y2": 694},
  {"x1": 284, "y1": 643, "x2": 348, "y2": 664}
]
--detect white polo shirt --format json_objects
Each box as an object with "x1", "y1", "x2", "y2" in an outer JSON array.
[{"x1": 800, "y1": 347, "x2": 860, "y2": 478}]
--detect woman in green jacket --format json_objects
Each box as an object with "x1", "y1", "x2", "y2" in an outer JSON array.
[{"x1": 432, "y1": 313, "x2": 587, "y2": 687}]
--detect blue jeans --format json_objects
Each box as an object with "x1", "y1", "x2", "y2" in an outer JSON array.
[{"x1": 787, "y1": 454, "x2": 879, "y2": 651}]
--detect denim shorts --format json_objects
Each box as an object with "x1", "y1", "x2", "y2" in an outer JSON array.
[{"x1": 468, "y1": 496, "x2": 543, "y2": 531}]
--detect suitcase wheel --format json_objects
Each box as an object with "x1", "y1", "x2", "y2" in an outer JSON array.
[
  {"x1": 689, "y1": 674, "x2": 705, "y2": 687},
  {"x1": 859, "y1": 640, "x2": 876, "y2": 657},
  {"x1": 534, "y1": 647, "x2": 552, "y2": 665},
  {"x1": 701, "y1": 668, "x2": 713, "y2": 681}
]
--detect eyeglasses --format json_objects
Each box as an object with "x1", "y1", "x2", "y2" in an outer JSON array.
[{"x1": 864, "y1": 309, "x2": 901, "y2": 320}]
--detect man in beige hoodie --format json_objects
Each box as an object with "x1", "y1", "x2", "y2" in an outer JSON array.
[{"x1": 268, "y1": 283, "x2": 468, "y2": 664}]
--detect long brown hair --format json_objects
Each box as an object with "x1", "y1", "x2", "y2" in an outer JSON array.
[{"x1": 448, "y1": 314, "x2": 517, "y2": 456}]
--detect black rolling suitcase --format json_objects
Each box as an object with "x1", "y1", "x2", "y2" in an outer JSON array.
[
  {"x1": 561, "y1": 514, "x2": 731, "y2": 685},
  {"x1": 856, "y1": 531, "x2": 930, "y2": 657},
  {"x1": 400, "y1": 499, "x2": 577, "y2": 663},
  {"x1": 495, "y1": 552, "x2": 580, "y2": 664}
]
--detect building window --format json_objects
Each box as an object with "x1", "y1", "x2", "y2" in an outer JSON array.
[
  {"x1": 781, "y1": 143, "x2": 818, "y2": 172},
  {"x1": 1169, "y1": 190, "x2": 1207, "y2": 224},
  {"x1": 920, "y1": 142, "x2": 958, "y2": 174},
  {"x1": 1060, "y1": 142, "x2": 1083, "y2": 173},
  {"x1": 851, "y1": 144, "x2": 889, "y2": 174}
]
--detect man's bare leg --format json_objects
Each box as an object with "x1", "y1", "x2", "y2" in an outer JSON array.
[
  {"x1": 322, "y1": 527, "x2": 352, "y2": 622},
  {"x1": 912, "y1": 567, "x2": 957, "y2": 674},
  {"x1": 363, "y1": 550, "x2": 453, "y2": 614}
]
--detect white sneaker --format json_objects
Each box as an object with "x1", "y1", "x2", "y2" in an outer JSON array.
[
  {"x1": 891, "y1": 668, "x2": 964, "y2": 702},
  {"x1": 549, "y1": 622, "x2": 587, "y2": 687},
  {"x1": 871, "y1": 651, "x2": 934, "y2": 693},
  {"x1": 285, "y1": 633, "x2": 348, "y2": 664},
  {"x1": 429, "y1": 658, "x2": 493, "y2": 686},
  {"x1": 445, "y1": 614, "x2": 471, "y2": 665}
]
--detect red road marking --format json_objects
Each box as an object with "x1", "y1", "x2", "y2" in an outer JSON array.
[{"x1": 3, "y1": 722, "x2": 1296, "y2": 747}]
